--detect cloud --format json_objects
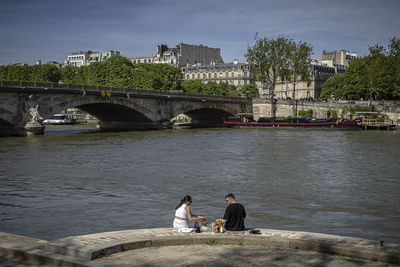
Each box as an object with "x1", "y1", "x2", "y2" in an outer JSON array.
[{"x1": 0, "y1": 0, "x2": 399, "y2": 65}]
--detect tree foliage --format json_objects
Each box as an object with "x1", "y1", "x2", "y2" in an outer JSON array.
[
  {"x1": 180, "y1": 80, "x2": 242, "y2": 97},
  {"x1": 245, "y1": 36, "x2": 290, "y2": 96},
  {"x1": 286, "y1": 40, "x2": 313, "y2": 98},
  {"x1": 321, "y1": 37, "x2": 400, "y2": 100},
  {"x1": 239, "y1": 84, "x2": 259, "y2": 98}
]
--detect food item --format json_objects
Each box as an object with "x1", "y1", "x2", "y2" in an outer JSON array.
[{"x1": 214, "y1": 219, "x2": 222, "y2": 233}]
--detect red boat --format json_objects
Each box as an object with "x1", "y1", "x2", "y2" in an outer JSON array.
[{"x1": 224, "y1": 114, "x2": 362, "y2": 129}]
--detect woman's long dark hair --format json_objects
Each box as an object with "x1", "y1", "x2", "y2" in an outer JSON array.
[{"x1": 175, "y1": 195, "x2": 192, "y2": 210}]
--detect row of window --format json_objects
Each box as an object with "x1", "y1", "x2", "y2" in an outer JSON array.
[
  {"x1": 132, "y1": 59, "x2": 153, "y2": 64},
  {"x1": 186, "y1": 71, "x2": 249, "y2": 80},
  {"x1": 185, "y1": 65, "x2": 249, "y2": 72},
  {"x1": 68, "y1": 56, "x2": 84, "y2": 61}
]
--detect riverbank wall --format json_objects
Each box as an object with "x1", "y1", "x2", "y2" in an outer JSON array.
[
  {"x1": 1, "y1": 228, "x2": 399, "y2": 266},
  {"x1": 253, "y1": 98, "x2": 400, "y2": 125}
]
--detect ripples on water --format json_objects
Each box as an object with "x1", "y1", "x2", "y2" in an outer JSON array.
[{"x1": 0, "y1": 124, "x2": 399, "y2": 243}]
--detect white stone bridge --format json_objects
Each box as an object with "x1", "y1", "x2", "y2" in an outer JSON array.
[{"x1": 0, "y1": 81, "x2": 252, "y2": 136}]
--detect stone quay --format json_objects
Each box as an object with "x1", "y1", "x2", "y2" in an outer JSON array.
[{"x1": 1, "y1": 228, "x2": 399, "y2": 266}]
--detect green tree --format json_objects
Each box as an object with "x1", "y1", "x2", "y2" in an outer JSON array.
[
  {"x1": 30, "y1": 65, "x2": 61, "y2": 82},
  {"x1": 388, "y1": 37, "x2": 400, "y2": 98},
  {"x1": 321, "y1": 73, "x2": 346, "y2": 99},
  {"x1": 286, "y1": 40, "x2": 313, "y2": 116},
  {"x1": 245, "y1": 36, "x2": 292, "y2": 117},
  {"x1": 239, "y1": 84, "x2": 259, "y2": 98},
  {"x1": 181, "y1": 80, "x2": 205, "y2": 94}
]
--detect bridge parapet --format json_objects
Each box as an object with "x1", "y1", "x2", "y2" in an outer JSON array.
[
  {"x1": 0, "y1": 80, "x2": 252, "y2": 136},
  {"x1": 0, "y1": 80, "x2": 247, "y2": 102}
]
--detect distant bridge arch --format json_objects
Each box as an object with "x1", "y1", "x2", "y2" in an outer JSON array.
[{"x1": 0, "y1": 81, "x2": 252, "y2": 136}]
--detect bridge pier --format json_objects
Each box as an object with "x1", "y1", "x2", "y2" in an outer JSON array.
[
  {"x1": 96, "y1": 121, "x2": 168, "y2": 132},
  {"x1": 24, "y1": 122, "x2": 45, "y2": 136}
]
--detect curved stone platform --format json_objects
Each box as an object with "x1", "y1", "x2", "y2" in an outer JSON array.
[{"x1": 1, "y1": 228, "x2": 399, "y2": 266}]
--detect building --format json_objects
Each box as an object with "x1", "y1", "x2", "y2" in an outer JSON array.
[
  {"x1": 321, "y1": 50, "x2": 358, "y2": 72},
  {"x1": 272, "y1": 61, "x2": 336, "y2": 100},
  {"x1": 269, "y1": 50, "x2": 358, "y2": 100},
  {"x1": 64, "y1": 50, "x2": 120, "y2": 67},
  {"x1": 88, "y1": 50, "x2": 120, "y2": 64},
  {"x1": 130, "y1": 43, "x2": 224, "y2": 68},
  {"x1": 181, "y1": 60, "x2": 254, "y2": 88}
]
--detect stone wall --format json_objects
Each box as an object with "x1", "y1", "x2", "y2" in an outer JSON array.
[{"x1": 253, "y1": 98, "x2": 400, "y2": 125}]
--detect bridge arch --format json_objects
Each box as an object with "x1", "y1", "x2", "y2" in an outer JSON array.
[
  {"x1": 182, "y1": 108, "x2": 233, "y2": 124},
  {"x1": 172, "y1": 103, "x2": 238, "y2": 124},
  {"x1": 42, "y1": 96, "x2": 154, "y2": 123}
]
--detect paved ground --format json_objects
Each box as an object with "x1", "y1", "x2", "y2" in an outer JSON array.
[
  {"x1": 1, "y1": 229, "x2": 399, "y2": 266},
  {"x1": 0, "y1": 257, "x2": 53, "y2": 267},
  {"x1": 92, "y1": 244, "x2": 394, "y2": 267}
]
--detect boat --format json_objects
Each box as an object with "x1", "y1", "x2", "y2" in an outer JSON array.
[
  {"x1": 356, "y1": 112, "x2": 397, "y2": 130},
  {"x1": 224, "y1": 113, "x2": 362, "y2": 129},
  {"x1": 43, "y1": 113, "x2": 87, "y2": 125}
]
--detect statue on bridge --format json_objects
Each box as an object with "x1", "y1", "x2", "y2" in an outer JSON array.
[
  {"x1": 28, "y1": 104, "x2": 43, "y2": 123},
  {"x1": 21, "y1": 94, "x2": 45, "y2": 135}
]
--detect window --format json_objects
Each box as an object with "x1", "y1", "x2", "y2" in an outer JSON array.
[
  {"x1": 244, "y1": 72, "x2": 247, "y2": 78},
  {"x1": 219, "y1": 73, "x2": 223, "y2": 79},
  {"x1": 214, "y1": 73, "x2": 217, "y2": 78},
  {"x1": 197, "y1": 74, "x2": 200, "y2": 79},
  {"x1": 187, "y1": 74, "x2": 190, "y2": 80},
  {"x1": 203, "y1": 73, "x2": 206, "y2": 79},
  {"x1": 238, "y1": 73, "x2": 241, "y2": 79},
  {"x1": 208, "y1": 73, "x2": 211, "y2": 79},
  {"x1": 192, "y1": 74, "x2": 195, "y2": 79},
  {"x1": 232, "y1": 72, "x2": 234, "y2": 78},
  {"x1": 225, "y1": 72, "x2": 228, "y2": 78}
]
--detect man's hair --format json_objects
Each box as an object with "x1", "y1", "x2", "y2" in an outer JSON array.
[{"x1": 225, "y1": 193, "x2": 235, "y2": 200}]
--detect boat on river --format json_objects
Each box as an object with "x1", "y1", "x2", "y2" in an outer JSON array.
[
  {"x1": 43, "y1": 113, "x2": 87, "y2": 125},
  {"x1": 224, "y1": 114, "x2": 362, "y2": 129}
]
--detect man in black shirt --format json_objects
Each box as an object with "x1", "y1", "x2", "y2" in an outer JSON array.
[{"x1": 222, "y1": 193, "x2": 246, "y2": 231}]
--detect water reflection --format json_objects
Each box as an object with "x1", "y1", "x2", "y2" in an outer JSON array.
[{"x1": 0, "y1": 126, "x2": 399, "y2": 243}]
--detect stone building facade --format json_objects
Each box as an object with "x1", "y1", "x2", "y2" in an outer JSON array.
[
  {"x1": 181, "y1": 60, "x2": 255, "y2": 88},
  {"x1": 64, "y1": 50, "x2": 120, "y2": 67},
  {"x1": 322, "y1": 50, "x2": 358, "y2": 67},
  {"x1": 130, "y1": 43, "x2": 224, "y2": 68},
  {"x1": 272, "y1": 61, "x2": 337, "y2": 100},
  {"x1": 263, "y1": 50, "x2": 357, "y2": 100}
]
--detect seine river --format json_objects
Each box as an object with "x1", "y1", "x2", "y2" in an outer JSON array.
[{"x1": 1, "y1": 124, "x2": 399, "y2": 243}]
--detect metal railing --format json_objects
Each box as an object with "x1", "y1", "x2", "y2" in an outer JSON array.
[{"x1": 0, "y1": 80, "x2": 248, "y2": 101}]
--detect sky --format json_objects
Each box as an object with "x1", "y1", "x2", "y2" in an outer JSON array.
[{"x1": 0, "y1": 0, "x2": 399, "y2": 66}]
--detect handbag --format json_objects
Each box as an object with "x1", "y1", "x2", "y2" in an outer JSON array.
[{"x1": 193, "y1": 221, "x2": 202, "y2": 233}]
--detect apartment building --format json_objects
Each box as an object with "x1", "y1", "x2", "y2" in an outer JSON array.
[
  {"x1": 64, "y1": 50, "x2": 120, "y2": 67},
  {"x1": 130, "y1": 43, "x2": 224, "y2": 68},
  {"x1": 181, "y1": 59, "x2": 255, "y2": 88},
  {"x1": 320, "y1": 50, "x2": 358, "y2": 73},
  {"x1": 272, "y1": 61, "x2": 336, "y2": 100}
]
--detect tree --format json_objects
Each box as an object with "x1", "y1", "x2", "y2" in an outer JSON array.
[
  {"x1": 239, "y1": 84, "x2": 259, "y2": 98},
  {"x1": 181, "y1": 80, "x2": 205, "y2": 94},
  {"x1": 321, "y1": 73, "x2": 346, "y2": 99},
  {"x1": 286, "y1": 40, "x2": 312, "y2": 116},
  {"x1": 388, "y1": 37, "x2": 400, "y2": 98},
  {"x1": 245, "y1": 36, "x2": 292, "y2": 117},
  {"x1": 319, "y1": 36, "x2": 400, "y2": 101}
]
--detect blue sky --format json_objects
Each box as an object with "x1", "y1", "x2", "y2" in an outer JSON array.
[{"x1": 0, "y1": 0, "x2": 399, "y2": 65}]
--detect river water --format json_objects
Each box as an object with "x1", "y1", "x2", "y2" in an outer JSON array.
[{"x1": 1, "y1": 124, "x2": 399, "y2": 243}]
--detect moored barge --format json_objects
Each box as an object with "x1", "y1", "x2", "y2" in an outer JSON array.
[{"x1": 224, "y1": 114, "x2": 362, "y2": 129}]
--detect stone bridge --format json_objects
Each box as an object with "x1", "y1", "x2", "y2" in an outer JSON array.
[{"x1": 0, "y1": 81, "x2": 252, "y2": 136}]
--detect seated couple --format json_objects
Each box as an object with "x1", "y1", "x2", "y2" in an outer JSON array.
[{"x1": 173, "y1": 193, "x2": 246, "y2": 231}]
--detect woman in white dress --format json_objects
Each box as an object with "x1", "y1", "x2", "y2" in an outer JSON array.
[{"x1": 173, "y1": 195, "x2": 204, "y2": 228}]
